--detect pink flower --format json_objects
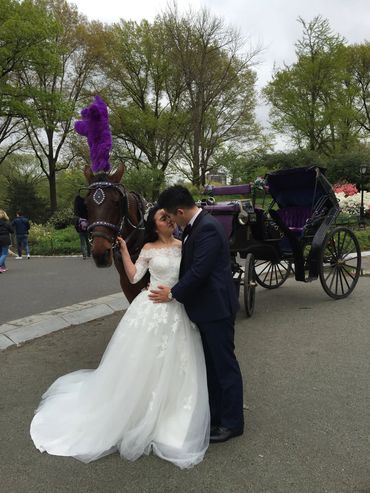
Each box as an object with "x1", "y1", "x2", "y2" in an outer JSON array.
[{"x1": 333, "y1": 183, "x2": 358, "y2": 196}]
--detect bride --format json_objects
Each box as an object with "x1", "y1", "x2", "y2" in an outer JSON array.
[{"x1": 30, "y1": 206, "x2": 210, "y2": 469}]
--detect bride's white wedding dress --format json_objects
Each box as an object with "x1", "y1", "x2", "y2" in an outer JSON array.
[{"x1": 30, "y1": 245, "x2": 210, "y2": 468}]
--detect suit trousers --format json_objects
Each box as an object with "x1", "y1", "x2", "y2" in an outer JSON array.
[{"x1": 197, "y1": 317, "x2": 244, "y2": 431}]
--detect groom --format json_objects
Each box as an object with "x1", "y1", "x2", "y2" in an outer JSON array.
[{"x1": 149, "y1": 185, "x2": 244, "y2": 443}]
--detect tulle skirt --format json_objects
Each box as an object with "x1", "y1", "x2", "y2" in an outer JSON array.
[{"x1": 30, "y1": 291, "x2": 210, "y2": 468}]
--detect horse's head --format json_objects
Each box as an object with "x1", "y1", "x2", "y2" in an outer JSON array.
[{"x1": 82, "y1": 164, "x2": 126, "y2": 268}]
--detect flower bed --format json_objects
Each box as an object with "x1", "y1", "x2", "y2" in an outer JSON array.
[
  {"x1": 333, "y1": 182, "x2": 370, "y2": 217},
  {"x1": 335, "y1": 191, "x2": 370, "y2": 216}
]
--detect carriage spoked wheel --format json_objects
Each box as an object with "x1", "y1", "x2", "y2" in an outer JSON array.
[
  {"x1": 253, "y1": 259, "x2": 292, "y2": 289},
  {"x1": 243, "y1": 253, "x2": 256, "y2": 317},
  {"x1": 319, "y1": 226, "x2": 361, "y2": 299}
]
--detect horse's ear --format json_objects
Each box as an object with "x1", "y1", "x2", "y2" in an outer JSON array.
[
  {"x1": 110, "y1": 164, "x2": 125, "y2": 183},
  {"x1": 84, "y1": 166, "x2": 94, "y2": 184}
]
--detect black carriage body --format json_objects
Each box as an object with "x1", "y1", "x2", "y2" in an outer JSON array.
[
  {"x1": 250, "y1": 167, "x2": 339, "y2": 281},
  {"x1": 200, "y1": 183, "x2": 257, "y2": 316},
  {"x1": 200, "y1": 166, "x2": 361, "y2": 310},
  {"x1": 201, "y1": 184, "x2": 255, "y2": 257},
  {"x1": 201, "y1": 203, "x2": 252, "y2": 256}
]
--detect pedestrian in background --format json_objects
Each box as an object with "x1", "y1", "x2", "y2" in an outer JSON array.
[
  {"x1": 0, "y1": 209, "x2": 14, "y2": 273},
  {"x1": 11, "y1": 211, "x2": 31, "y2": 259},
  {"x1": 74, "y1": 216, "x2": 91, "y2": 259}
]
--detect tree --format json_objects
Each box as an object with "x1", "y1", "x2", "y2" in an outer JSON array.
[
  {"x1": 345, "y1": 42, "x2": 370, "y2": 137},
  {"x1": 0, "y1": 153, "x2": 49, "y2": 222},
  {"x1": 17, "y1": 0, "x2": 97, "y2": 212},
  {"x1": 324, "y1": 146, "x2": 370, "y2": 185},
  {"x1": 264, "y1": 16, "x2": 358, "y2": 154},
  {"x1": 0, "y1": 0, "x2": 53, "y2": 164},
  {"x1": 162, "y1": 7, "x2": 261, "y2": 186},
  {"x1": 96, "y1": 19, "x2": 188, "y2": 199},
  {"x1": 53, "y1": 166, "x2": 87, "y2": 210}
]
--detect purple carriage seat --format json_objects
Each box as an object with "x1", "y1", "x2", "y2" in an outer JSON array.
[
  {"x1": 203, "y1": 202, "x2": 240, "y2": 238},
  {"x1": 276, "y1": 206, "x2": 312, "y2": 234}
]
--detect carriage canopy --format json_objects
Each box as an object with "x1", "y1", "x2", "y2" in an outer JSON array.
[{"x1": 266, "y1": 166, "x2": 333, "y2": 209}]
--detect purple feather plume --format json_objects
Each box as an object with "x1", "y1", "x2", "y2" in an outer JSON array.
[{"x1": 74, "y1": 96, "x2": 112, "y2": 173}]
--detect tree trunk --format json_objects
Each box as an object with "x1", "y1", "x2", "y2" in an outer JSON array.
[
  {"x1": 151, "y1": 173, "x2": 164, "y2": 201},
  {"x1": 200, "y1": 162, "x2": 207, "y2": 186},
  {"x1": 192, "y1": 103, "x2": 202, "y2": 187},
  {"x1": 48, "y1": 162, "x2": 57, "y2": 213}
]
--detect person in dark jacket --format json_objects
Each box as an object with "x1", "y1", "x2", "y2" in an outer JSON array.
[
  {"x1": 74, "y1": 216, "x2": 91, "y2": 259},
  {"x1": 0, "y1": 209, "x2": 14, "y2": 273},
  {"x1": 11, "y1": 211, "x2": 30, "y2": 259},
  {"x1": 151, "y1": 185, "x2": 244, "y2": 444}
]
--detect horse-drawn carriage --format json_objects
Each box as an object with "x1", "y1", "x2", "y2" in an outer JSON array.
[
  {"x1": 73, "y1": 97, "x2": 362, "y2": 321},
  {"x1": 200, "y1": 166, "x2": 362, "y2": 317},
  {"x1": 76, "y1": 160, "x2": 361, "y2": 319}
]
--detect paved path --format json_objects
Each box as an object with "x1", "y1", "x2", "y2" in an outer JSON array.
[
  {"x1": 0, "y1": 256, "x2": 124, "y2": 324},
  {"x1": 1, "y1": 254, "x2": 369, "y2": 351},
  {"x1": 1, "y1": 276, "x2": 370, "y2": 492}
]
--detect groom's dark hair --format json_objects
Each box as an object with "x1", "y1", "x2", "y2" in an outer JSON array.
[{"x1": 157, "y1": 185, "x2": 196, "y2": 212}]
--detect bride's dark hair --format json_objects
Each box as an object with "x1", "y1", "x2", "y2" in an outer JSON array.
[{"x1": 143, "y1": 205, "x2": 161, "y2": 243}]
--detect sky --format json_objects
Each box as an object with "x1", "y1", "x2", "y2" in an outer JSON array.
[{"x1": 70, "y1": 0, "x2": 370, "y2": 148}]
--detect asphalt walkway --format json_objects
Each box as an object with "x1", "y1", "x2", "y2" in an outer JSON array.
[
  {"x1": 1, "y1": 254, "x2": 369, "y2": 351},
  {"x1": 0, "y1": 256, "x2": 124, "y2": 324},
  {"x1": 1, "y1": 275, "x2": 370, "y2": 492}
]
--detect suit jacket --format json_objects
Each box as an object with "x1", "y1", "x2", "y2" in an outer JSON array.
[{"x1": 171, "y1": 210, "x2": 239, "y2": 323}]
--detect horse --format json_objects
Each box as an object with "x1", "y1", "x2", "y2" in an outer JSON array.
[{"x1": 75, "y1": 164, "x2": 149, "y2": 303}]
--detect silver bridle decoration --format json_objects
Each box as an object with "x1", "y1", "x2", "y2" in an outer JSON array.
[{"x1": 93, "y1": 188, "x2": 105, "y2": 205}]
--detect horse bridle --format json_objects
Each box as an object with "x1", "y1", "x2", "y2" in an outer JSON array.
[{"x1": 81, "y1": 181, "x2": 145, "y2": 246}]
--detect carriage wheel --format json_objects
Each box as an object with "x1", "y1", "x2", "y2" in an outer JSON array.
[
  {"x1": 244, "y1": 253, "x2": 256, "y2": 317},
  {"x1": 319, "y1": 226, "x2": 361, "y2": 299},
  {"x1": 254, "y1": 259, "x2": 292, "y2": 289}
]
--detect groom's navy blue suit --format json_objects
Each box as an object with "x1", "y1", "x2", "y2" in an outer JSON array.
[{"x1": 171, "y1": 210, "x2": 244, "y2": 431}]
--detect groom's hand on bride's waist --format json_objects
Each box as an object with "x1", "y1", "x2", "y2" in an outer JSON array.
[{"x1": 148, "y1": 285, "x2": 172, "y2": 303}]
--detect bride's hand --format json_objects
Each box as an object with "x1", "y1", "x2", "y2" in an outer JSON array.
[{"x1": 117, "y1": 236, "x2": 128, "y2": 254}]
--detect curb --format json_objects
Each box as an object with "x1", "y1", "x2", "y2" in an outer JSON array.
[
  {"x1": 1, "y1": 252, "x2": 370, "y2": 352},
  {"x1": 0, "y1": 293, "x2": 128, "y2": 351}
]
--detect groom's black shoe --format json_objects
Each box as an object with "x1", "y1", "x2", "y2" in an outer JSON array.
[{"x1": 210, "y1": 426, "x2": 243, "y2": 444}]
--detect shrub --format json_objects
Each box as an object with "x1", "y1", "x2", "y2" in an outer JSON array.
[
  {"x1": 29, "y1": 224, "x2": 80, "y2": 255},
  {"x1": 47, "y1": 208, "x2": 75, "y2": 230}
]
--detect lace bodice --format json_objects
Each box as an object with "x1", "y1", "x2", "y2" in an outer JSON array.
[{"x1": 133, "y1": 245, "x2": 182, "y2": 288}]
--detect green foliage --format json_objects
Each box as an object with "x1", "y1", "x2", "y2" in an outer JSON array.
[
  {"x1": 29, "y1": 224, "x2": 80, "y2": 255},
  {"x1": 353, "y1": 228, "x2": 370, "y2": 251},
  {"x1": 0, "y1": 0, "x2": 57, "y2": 161},
  {"x1": 324, "y1": 148, "x2": 370, "y2": 185},
  {"x1": 55, "y1": 167, "x2": 87, "y2": 210},
  {"x1": 345, "y1": 42, "x2": 370, "y2": 136},
  {"x1": 264, "y1": 16, "x2": 363, "y2": 154},
  {"x1": 15, "y1": 0, "x2": 96, "y2": 212},
  {"x1": 47, "y1": 208, "x2": 74, "y2": 230},
  {"x1": 99, "y1": 19, "x2": 188, "y2": 183},
  {"x1": 3, "y1": 177, "x2": 49, "y2": 223},
  {"x1": 123, "y1": 166, "x2": 165, "y2": 201},
  {"x1": 161, "y1": 8, "x2": 261, "y2": 186},
  {"x1": 212, "y1": 147, "x2": 271, "y2": 184},
  {"x1": 0, "y1": 153, "x2": 49, "y2": 222},
  {"x1": 97, "y1": 10, "x2": 261, "y2": 188}
]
